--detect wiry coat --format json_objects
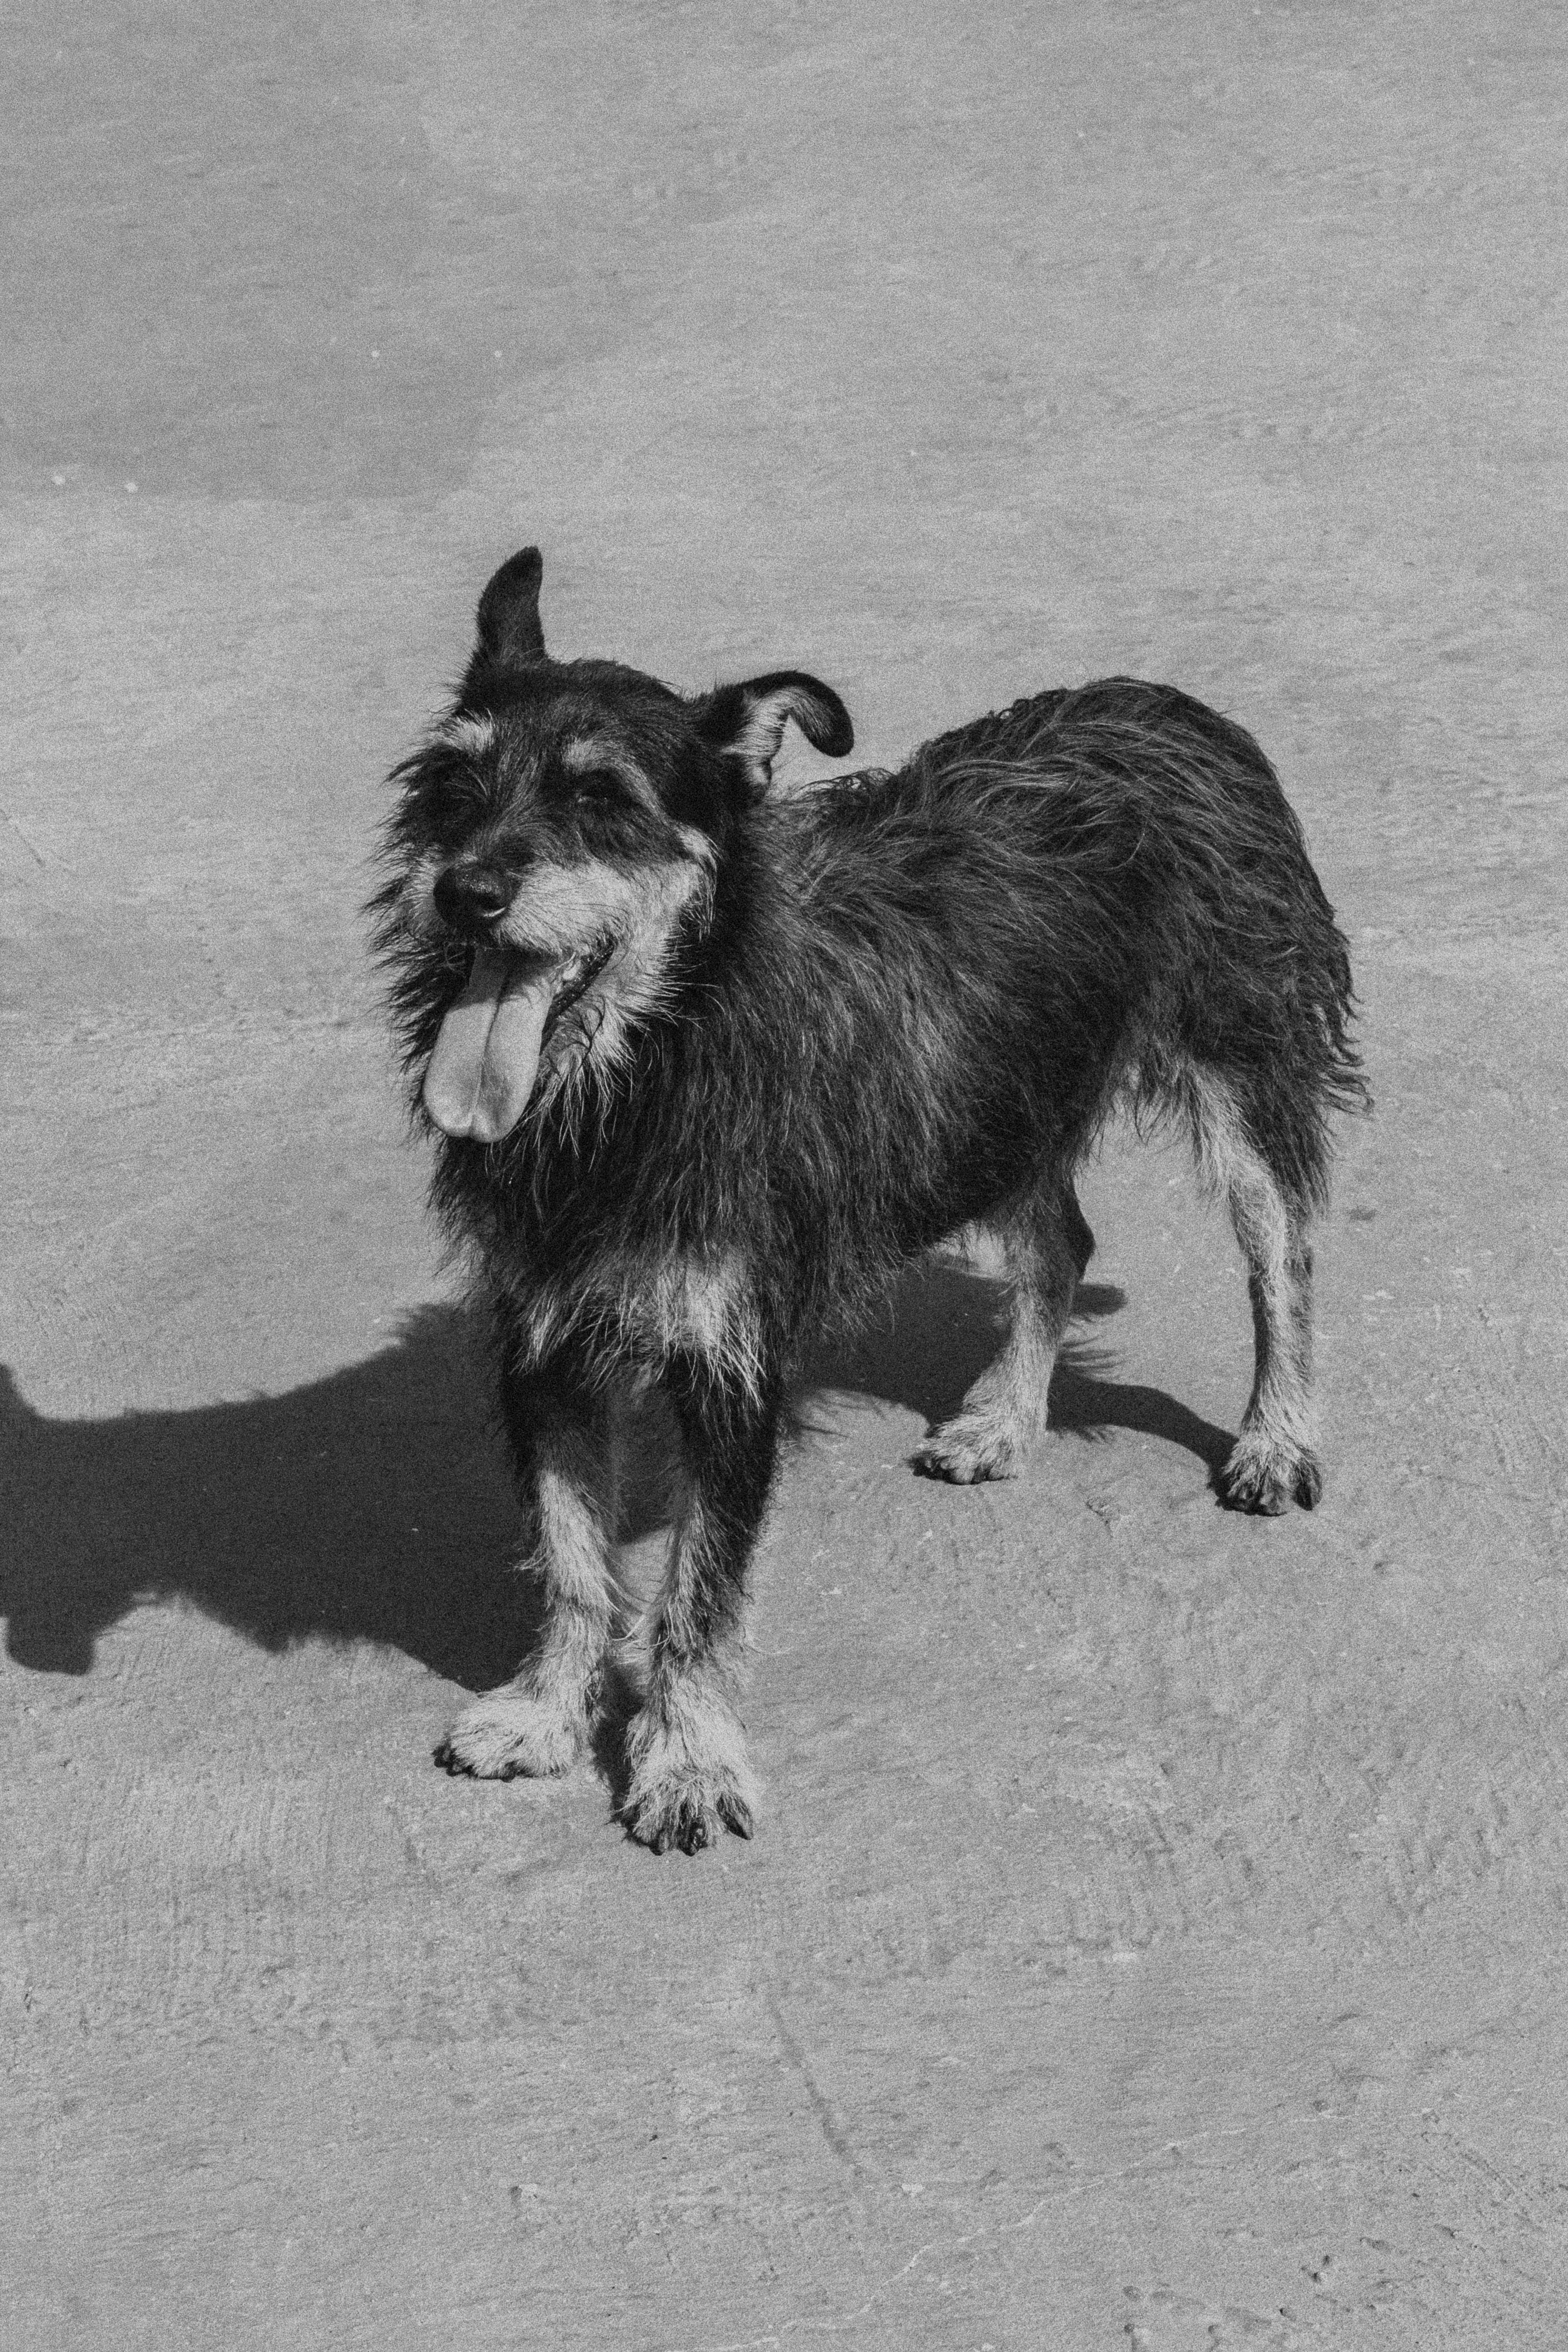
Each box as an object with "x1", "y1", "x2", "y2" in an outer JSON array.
[{"x1": 373, "y1": 548, "x2": 1365, "y2": 1854}]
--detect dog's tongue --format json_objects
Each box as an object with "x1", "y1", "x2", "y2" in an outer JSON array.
[{"x1": 423, "y1": 947, "x2": 557, "y2": 1142}]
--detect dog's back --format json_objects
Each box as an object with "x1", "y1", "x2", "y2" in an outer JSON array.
[{"x1": 534, "y1": 676, "x2": 1364, "y2": 1317}]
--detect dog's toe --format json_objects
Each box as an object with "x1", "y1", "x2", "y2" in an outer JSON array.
[
  {"x1": 677, "y1": 1808, "x2": 711, "y2": 1856},
  {"x1": 1218, "y1": 1463, "x2": 1287, "y2": 1514}
]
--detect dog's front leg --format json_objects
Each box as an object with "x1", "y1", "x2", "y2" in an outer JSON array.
[
  {"x1": 436, "y1": 1356, "x2": 618, "y2": 1781},
  {"x1": 623, "y1": 1356, "x2": 781, "y2": 1854}
]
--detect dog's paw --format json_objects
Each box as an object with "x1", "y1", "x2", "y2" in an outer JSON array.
[
  {"x1": 435, "y1": 1687, "x2": 584, "y2": 1781},
  {"x1": 622, "y1": 1689, "x2": 759, "y2": 1855},
  {"x1": 912, "y1": 1417, "x2": 1016, "y2": 1484},
  {"x1": 1218, "y1": 1434, "x2": 1323, "y2": 1515}
]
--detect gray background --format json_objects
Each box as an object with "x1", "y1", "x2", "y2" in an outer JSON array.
[{"x1": 4, "y1": 2, "x2": 1566, "y2": 2345}]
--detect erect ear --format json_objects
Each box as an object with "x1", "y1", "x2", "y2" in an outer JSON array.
[
  {"x1": 474, "y1": 545, "x2": 547, "y2": 668},
  {"x1": 696, "y1": 670, "x2": 854, "y2": 791}
]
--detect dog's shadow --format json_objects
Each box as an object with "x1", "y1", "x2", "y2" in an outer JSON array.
[
  {"x1": 0, "y1": 1308, "x2": 532, "y2": 1687},
  {"x1": 800, "y1": 1262, "x2": 1234, "y2": 1474},
  {"x1": 0, "y1": 1271, "x2": 1233, "y2": 1688}
]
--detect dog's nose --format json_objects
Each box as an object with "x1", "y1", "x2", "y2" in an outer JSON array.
[{"x1": 433, "y1": 861, "x2": 515, "y2": 934}]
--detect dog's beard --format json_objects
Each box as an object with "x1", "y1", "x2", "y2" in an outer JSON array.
[{"x1": 423, "y1": 944, "x2": 603, "y2": 1142}]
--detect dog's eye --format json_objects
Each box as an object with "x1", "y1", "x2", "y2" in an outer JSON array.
[
  {"x1": 429, "y1": 777, "x2": 490, "y2": 840},
  {"x1": 568, "y1": 770, "x2": 623, "y2": 808}
]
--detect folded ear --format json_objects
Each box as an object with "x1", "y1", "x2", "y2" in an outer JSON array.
[
  {"x1": 697, "y1": 670, "x2": 854, "y2": 790},
  {"x1": 474, "y1": 546, "x2": 546, "y2": 668}
]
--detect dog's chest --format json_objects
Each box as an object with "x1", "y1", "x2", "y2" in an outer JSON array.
[{"x1": 515, "y1": 1246, "x2": 762, "y2": 1392}]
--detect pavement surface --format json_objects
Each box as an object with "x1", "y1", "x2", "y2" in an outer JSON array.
[{"x1": 4, "y1": 4, "x2": 1567, "y2": 2346}]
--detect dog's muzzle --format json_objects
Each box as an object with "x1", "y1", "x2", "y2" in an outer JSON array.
[{"x1": 432, "y1": 858, "x2": 517, "y2": 938}]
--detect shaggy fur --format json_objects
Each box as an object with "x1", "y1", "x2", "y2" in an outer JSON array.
[{"x1": 370, "y1": 546, "x2": 1367, "y2": 1854}]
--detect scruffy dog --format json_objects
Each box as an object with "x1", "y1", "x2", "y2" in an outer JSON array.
[{"x1": 372, "y1": 547, "x2": 1365, "y2": 1854}]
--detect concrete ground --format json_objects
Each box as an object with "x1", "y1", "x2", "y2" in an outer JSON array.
[{"x1": 4, "y1": 3, "x2": 1566, "y2": 2345}]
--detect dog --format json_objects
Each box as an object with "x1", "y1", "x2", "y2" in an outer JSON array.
[{"x1": 371, "y1": 546, "x2": 1366, "y2": 1854}]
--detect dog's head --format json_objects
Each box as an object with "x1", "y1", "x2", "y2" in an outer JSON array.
[{"x1": 376, "y1": 546, "x2": 853, "y2": 1145}]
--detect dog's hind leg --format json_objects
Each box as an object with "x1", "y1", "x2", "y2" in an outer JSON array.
[
  {"x1": 622, "y1": 1357, "x2": 780, "y2": 1854},
  {"x1": 436, "y1": 1358, "x2": 620, "y2": 1779},
  {"x1": 913, "y1": 1179, "x2": 1093, "y2": 1484},
  {"x1": 1187, "y1": 1069, "x2": 1323, "y2": 1514}
]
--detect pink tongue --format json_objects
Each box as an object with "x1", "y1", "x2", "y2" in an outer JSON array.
[{"x1": 422, "y1": 947, "x2": 557, "y2": 1142}]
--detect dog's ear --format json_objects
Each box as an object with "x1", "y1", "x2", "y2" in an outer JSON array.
[
  {"x1": 475, "y1": 546, "x2": 547, "y2": 668},
  {"x1": 697, "y1": 671, "x2": 854, "y2": 791}
]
